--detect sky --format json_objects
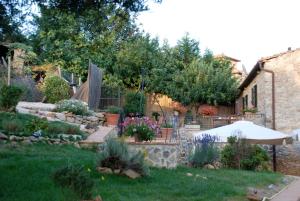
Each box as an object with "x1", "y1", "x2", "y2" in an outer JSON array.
[{"x1": 137, "y1": 0, "x2": 300, "y2": 71}]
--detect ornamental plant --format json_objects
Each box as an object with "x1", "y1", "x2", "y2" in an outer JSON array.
[
  {"x1": 190, "y1": 134, "x2": 219, "y2": 168},
  {"x1": 43, "y1": 76, "x2": 70, "y2": 103},
  {"x1": 0, "y1": 85, "x2": 23, "y2": 111},
  {"x1": 56, "y1": 99, "x2": 89, "y2": 115},
  {"x1": 122, "y1": 116, "x2": 160, "y2": 141}
]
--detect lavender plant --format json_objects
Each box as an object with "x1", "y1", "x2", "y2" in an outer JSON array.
[{"x1": 190, "y1": 134, "x2": 220, "y2": 168}]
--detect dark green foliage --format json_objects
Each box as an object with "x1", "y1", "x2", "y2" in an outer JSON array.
[
  {"x1": 190, "y1": 134, "x2": 219, "y2": 168},
  {"x1": 52, "y1": 164, "x2": 94, "y2": 199},
  {"x1": 45, "y1": 122, "x2": 83, "y2": 136},
  {"x1": 221, "y1": 136, "x2": 269, "y2": 170},
  {"x1": 43, "y1": 76, "x2": 70, "y2": 103},
  {"x1": 124, "y1": 91, "x2": 146, "y2": 116},
  {"x1": 0, "y1": 85, "x2": 23, "y2": 111},
  {"x1": 98, "y1": 138, "x2": 150, "y2": 176},
  {"x1": 25, "y1": 118, "x2": 48, "y2": 134},
  {"x1": 106, "y1": 106, "x2": 122, "y2": 114},
  {"x1": 1, "y1": 119, "x2": 24, "y2": 135}
]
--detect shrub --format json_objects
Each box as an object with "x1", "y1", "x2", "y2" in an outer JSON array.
[
  {"x1": 0, "y1": 85, "x2": 23, "y2": 111},
  {"x1": 43, "y1": 76, "x2": 70, "y2": 103},
  {"x1": 190, "y1": 134, "x2": 219, "y2": 168},
  {"x1": 45, "y1": 122, "x2": 83, "y2": 136},
  {"x1": 98, "y1": 137, "x2": 150, "y2": 176},
  {"x1": 106, "y1": 106, "x2": 122, "y2": 114},
  {"x1": 56, "y1": 99, "x2": 89, "y2": 115},
  {"x1": 221, "y1": 136, "x2": 269, "y2": 170},
  {"x1": 2, "y1": 119, "x2": 24, "y2": 135},
  {"x1": 25, "y1": 118, "x2": 48, "y2": 134},
  {"x1": 52, "y1": 164, "x2": 94, "y2": 199},
  {"x1": 124, "y1": 91, "x2": 145, "y2": 116}
]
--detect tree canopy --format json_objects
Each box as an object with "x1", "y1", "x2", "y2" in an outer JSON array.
[{"x1": 1, "y1": 1, "x2": 239, "y2": 108}]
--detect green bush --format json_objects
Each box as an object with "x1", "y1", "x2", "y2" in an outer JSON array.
[
  {"x1": 190, "y1": 134, "x2": 219, "y2": 168},
  {"x1": 43, "y1": 76, "x2": 70, "y2": 103},
  {"x1": 106, "y1": 106, "x2": 122, "y2": 114},
  {"x1": 2, "y1": 119, "x2": 24, "y2": 135},
  {"x1": 45, "y1": 122, "x2": 83, "y2": 136},
  {"x1": 25, "y1": 118, "x2": 48, "y2": 134},
  {"x1": 221, "y1": 136, "x2": 269, "y2": 171},
  {"x1": 52, "y1": 164, "x2": 94, "y2": 199},
  {"x1": 98, "y1": 137, "x2": 150, "y2": 176},
  {"x1": 56, "y1": 99, "x2": 89, "y2": 115},
  {"x1": 124, "y1": 91, "x2": 145, "y2": 116},
  {"x1": 0, "y1": 85, "x2": 23, "y2": 111}
]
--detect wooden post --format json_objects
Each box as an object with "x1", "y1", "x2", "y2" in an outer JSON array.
[
  {"x1": 7, "y1": 56, "x2": 11, "y2": 86},
  {"x1": 272, "y1": 145, "x2": 277, "y2": 172}
]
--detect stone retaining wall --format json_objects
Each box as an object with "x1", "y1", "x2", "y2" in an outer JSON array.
[
  {"x1": 16, "y1": 102, "x2": 106, "y2": 134},
  {"x1": 128, "y1": 143, "x2": 179, "y2": 168}
]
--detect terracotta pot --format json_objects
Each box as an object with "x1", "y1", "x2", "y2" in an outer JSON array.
[
  {"x1": 106, "y1": 113, "x2": 120, "y2": 126},
  {"x1": 161, "y1": 128, "x2": 173, "y2": 140}
]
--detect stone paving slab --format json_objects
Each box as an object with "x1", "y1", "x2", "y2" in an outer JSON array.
[
  {"x1": 271, "y1": 176, "x2": 300, "y2": 201},
  {"x1": 82, "y1": 126, "x2": 115, "y2": 143}
]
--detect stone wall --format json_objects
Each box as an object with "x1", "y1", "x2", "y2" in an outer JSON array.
[
  {"x1": 16, "y1": 102, "x2": 106, "y2": 134},
  {"x1": 241, "y1": 49, "x2": 300, "y2": 133},
  {"x1": 276, "y1": 141, "x2": 300, "y2": 176},
  {"x1": 128, "y1": 143, "x2": 179, "y2": 168}
]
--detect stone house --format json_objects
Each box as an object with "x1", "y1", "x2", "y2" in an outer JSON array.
[{"x1": 236, "y1": 48, "x2": 300, "y2": 133}]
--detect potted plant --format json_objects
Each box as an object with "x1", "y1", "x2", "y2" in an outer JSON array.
[
  {"x1": 122, "y1": 117, "x2": 158, "y2": 142},
  {"x1": 243, "y1": 108, "x2": 258, "y2": 115},
  {"x1": 105, "y1": 106, "x2": 122, "y2": 126},
  {"x1": 161, "y1": 123, "x2": 173, "y2": 140}
]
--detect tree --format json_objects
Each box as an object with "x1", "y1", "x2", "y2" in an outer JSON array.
[
  {"x1": 148, "y1": 36, "x2": 239, "y2": 114},
  {"x1": 32, "y1": 0, "x2": 162, "y2": 78},
  {"x1": 0, "y1": 2, "x2": 26, "y2": 42},
  {"x1": 113, "y1": 33, "x2": 162, "y2": 88}
]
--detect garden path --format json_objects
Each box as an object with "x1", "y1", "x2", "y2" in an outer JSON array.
[
  {"x1": 271, "y1": 176, "x2": 300, "y2": 201},
  {"x1": 82, "y1": 126, "x2": 115, "y2": 143}
]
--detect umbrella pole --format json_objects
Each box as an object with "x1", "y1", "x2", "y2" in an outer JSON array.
[{"x1": 272, "y1": 145, "x2": 277, "y2": 172}]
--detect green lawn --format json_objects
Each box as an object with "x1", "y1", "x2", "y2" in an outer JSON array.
[{"x1": 0, "y1": 144, "x2": 282, "y2": 201}]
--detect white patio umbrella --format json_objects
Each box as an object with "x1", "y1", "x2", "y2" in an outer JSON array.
[
  {"x1": 193, "y1": 121, "x2": 292, "y2": 171},
  {"x1": 193, "y1": 121, "x2": 290, "y2": 145}
]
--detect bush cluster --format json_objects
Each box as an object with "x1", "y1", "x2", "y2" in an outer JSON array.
[
  {"x1": 190, "y1": 134, "x2": 219, "y2": 168},
  {"x1": 0, "y1": 112, "x2": 84, "y2": 137},
  {"x1": 43, "y1": 76, "x2": 70, "y2": 103},
  {"x1": 221, "y1": 136, "x2": 269, "y2": 170},
  {"x1": 0, "y1": 85, "x2": 23, "y2": 111},
  {"x1": 52, "y1": 164, "x2": 94, "y2": 199},
  {"x1": 124, "y1": 91, "x2": 146, "y2": 116},
  {"x1": 56, "y1": 99, "x2": 89, "y2": 115},
  {"x1": 98, "y1": 137, "x2": 149, "y2": 176}
]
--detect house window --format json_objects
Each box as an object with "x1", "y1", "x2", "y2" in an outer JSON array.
[
  {"x1": 251, "y1": 85, "x2": 257, "y2": 108},
  {"x1": 243, "y1": 95, "x2": 248, "y2": 110}
]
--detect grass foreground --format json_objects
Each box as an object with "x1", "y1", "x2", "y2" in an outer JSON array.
[{"x1": 0, "y1": 143, "x2": 282, "y2": 201}]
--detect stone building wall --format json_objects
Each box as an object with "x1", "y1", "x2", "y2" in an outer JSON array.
[{"x1": 241, "y1": 49, "x2": 300, "y2": 132}]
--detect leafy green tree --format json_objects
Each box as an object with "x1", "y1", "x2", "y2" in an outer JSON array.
[
  {"x1": 149, "y1": 36, "x2": 238, "y2": 113},
  {"x1": 113, "y1": 34, "x2": 162, "y2": 88},
  {"x1": 32, "y1": 0, "x2": 162, "y2": 78}
]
